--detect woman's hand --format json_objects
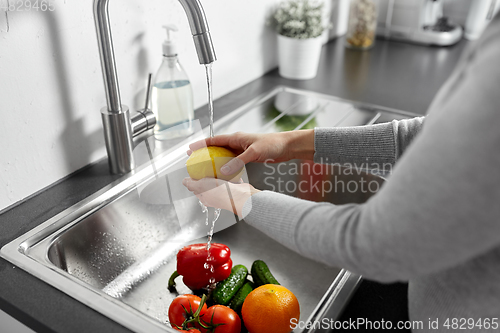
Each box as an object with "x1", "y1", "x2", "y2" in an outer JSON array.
[
  {"x1": 187, "y1": 130, "x2": 315, "y2": 176},
  {"x1": 182, "y1": 178, "x2": 260, "y2": 218}
]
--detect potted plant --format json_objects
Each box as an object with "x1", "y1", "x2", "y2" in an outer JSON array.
[{"x1": 273, "y1": 0, "x2": 328, "y2": 80}]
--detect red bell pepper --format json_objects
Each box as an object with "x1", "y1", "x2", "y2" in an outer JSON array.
[{"x1": 169, "y1": 243, "x2": 232, "y2": 290}]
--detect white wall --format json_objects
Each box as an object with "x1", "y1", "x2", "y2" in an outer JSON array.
[{"x1": 0, "y1": 0, "x2": 283, "y2": 211}]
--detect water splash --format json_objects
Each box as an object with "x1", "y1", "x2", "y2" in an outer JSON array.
[
  {"x1": 199, "y1": 200, "x2": 209, "y2": 226},
  {"x1": 206, "y1": 208, "x2": 221, "y2": 251}
]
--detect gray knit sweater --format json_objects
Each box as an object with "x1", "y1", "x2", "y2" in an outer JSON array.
[{"x1": 242, "y1": 16, "x2": 500, "y2": 333}]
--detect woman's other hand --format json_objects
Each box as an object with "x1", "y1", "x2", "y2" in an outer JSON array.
[
  {"x1": 182, "y1": 177, "x2": 260, "y2": 218},
  {"x1": 187, "y1": 130, "x2": 314, "y2": 176}
]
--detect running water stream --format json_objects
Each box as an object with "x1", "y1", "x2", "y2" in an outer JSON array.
[
  {"x1": 201, "y1": 63, "x2": 222, "y2": 284},
  {"x1": 206, "y1": 63, "x2": 215, "y2": 138}
]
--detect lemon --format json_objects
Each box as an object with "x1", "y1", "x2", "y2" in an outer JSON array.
[{"x1": 186, "y1": 146, "x2": 243, "y2": 181}]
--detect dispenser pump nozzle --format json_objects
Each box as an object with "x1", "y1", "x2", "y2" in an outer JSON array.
[{"x1": 162, "y1": 24, "x2": 178, "y2": 56}]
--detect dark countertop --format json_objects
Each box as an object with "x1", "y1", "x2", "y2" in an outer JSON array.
[{"x1": 0, "y1": 36, "x2": 469, "y2": 332}]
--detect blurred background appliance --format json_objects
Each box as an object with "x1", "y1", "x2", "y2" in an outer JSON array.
[
  {"x1": 464, "y1": 0, "x2": 500, "y2": 40},
  {"x1": 376, "y1": 0, "x2": 463, "y2": 46}
]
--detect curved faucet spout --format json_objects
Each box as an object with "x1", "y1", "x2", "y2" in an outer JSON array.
[
  {"x1": 178, "y1": 0, "x2": 217, "y2": 65},
  {"x1": 93, "y1": 0, "x2": 216, "y2": 174}
]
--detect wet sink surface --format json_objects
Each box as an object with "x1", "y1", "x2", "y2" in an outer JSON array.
[{"x1": 1, "y1": 86, "x2": 414, "y2": 333}]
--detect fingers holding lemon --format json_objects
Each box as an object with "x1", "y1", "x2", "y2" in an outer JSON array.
[{"x1": 186, "y1": 146, "x2": 244, "y2": 181}]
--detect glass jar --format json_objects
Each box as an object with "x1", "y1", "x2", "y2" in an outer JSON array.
[{"x1": 345, "y1": 0, "x2": 378, "y2": 50}]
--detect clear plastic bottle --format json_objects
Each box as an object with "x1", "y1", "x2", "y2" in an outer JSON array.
[{"x1": 152, "y1": 25, "x2": 194, "y2": 140}]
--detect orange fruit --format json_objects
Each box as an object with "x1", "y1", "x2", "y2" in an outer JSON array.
[{"x1": 241, "y1": 284, "x2": 300, "y2": 333}]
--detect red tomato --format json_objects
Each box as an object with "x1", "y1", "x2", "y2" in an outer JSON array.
[
  {"x1": 175, "y1": 329, "x2": 201, "y2": 333},
  {"x1": 168, "y1": 295, "x2": 207, "y2": 330},
  {"x1": 198, "y1": 305, "x2": 241, "y2": 333}
]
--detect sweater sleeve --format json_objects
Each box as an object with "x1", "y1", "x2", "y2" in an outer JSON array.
[
  {"x1": 313, "y1": 117, "x2": 425, "y2": 166},
  {"x1": 242, "y1": 17, "x2": 500, "y2": 282}
]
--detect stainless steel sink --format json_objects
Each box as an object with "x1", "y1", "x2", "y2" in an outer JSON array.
[{"x1": 1, "y1": 86, "x2": 415, "y2": 333}]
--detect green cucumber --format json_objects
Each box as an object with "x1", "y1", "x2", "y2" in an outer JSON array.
[
  {"x1": 251, "y1": 260, "x2": 280, "y2": 287},
  {"x1": 213, "y1": 264, "x2": 248, "y2": 305},
  {"x1": 228, "y1": 280, "x2": 254, "y2": 313}
]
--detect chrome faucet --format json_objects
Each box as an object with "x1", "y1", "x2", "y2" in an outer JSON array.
[{"x1": 93, "y1": 0, "x2": 216, "y2": 174}]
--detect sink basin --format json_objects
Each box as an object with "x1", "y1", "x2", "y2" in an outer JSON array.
[{"x1": 1, "y1": 86, "x2": 414, "y2": 332}]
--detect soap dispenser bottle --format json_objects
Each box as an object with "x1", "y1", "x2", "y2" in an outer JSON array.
[{"x1": 152, "y1": 24, "x2": 194, "y2": 140}]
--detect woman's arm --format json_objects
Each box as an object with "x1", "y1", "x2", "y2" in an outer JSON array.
[
  {"x1": 241, "y1": 17, "x2": 500, "y2": 282},
  {"x1": 314, "y1": 117, "x2": 425, "y2": 167},
  {"x1": 187, "y1": 117, "x2": 424, "y2": 177}
]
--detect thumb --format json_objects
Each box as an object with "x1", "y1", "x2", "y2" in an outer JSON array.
[{"x1": 220, "y1": 148, "x2": 256, "y2": 175}]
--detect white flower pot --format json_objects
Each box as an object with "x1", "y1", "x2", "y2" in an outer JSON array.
[
  {"x1": 274, "y1": 91, "x2": 319, "y2": 115},
  {"x1": 278, "y1": 34, "x2": 323, "y2": 80}
]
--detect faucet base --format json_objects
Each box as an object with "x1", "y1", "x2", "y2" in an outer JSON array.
[{"x1": 101, "y1": 105, "x2": 135, "y2": 174}]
